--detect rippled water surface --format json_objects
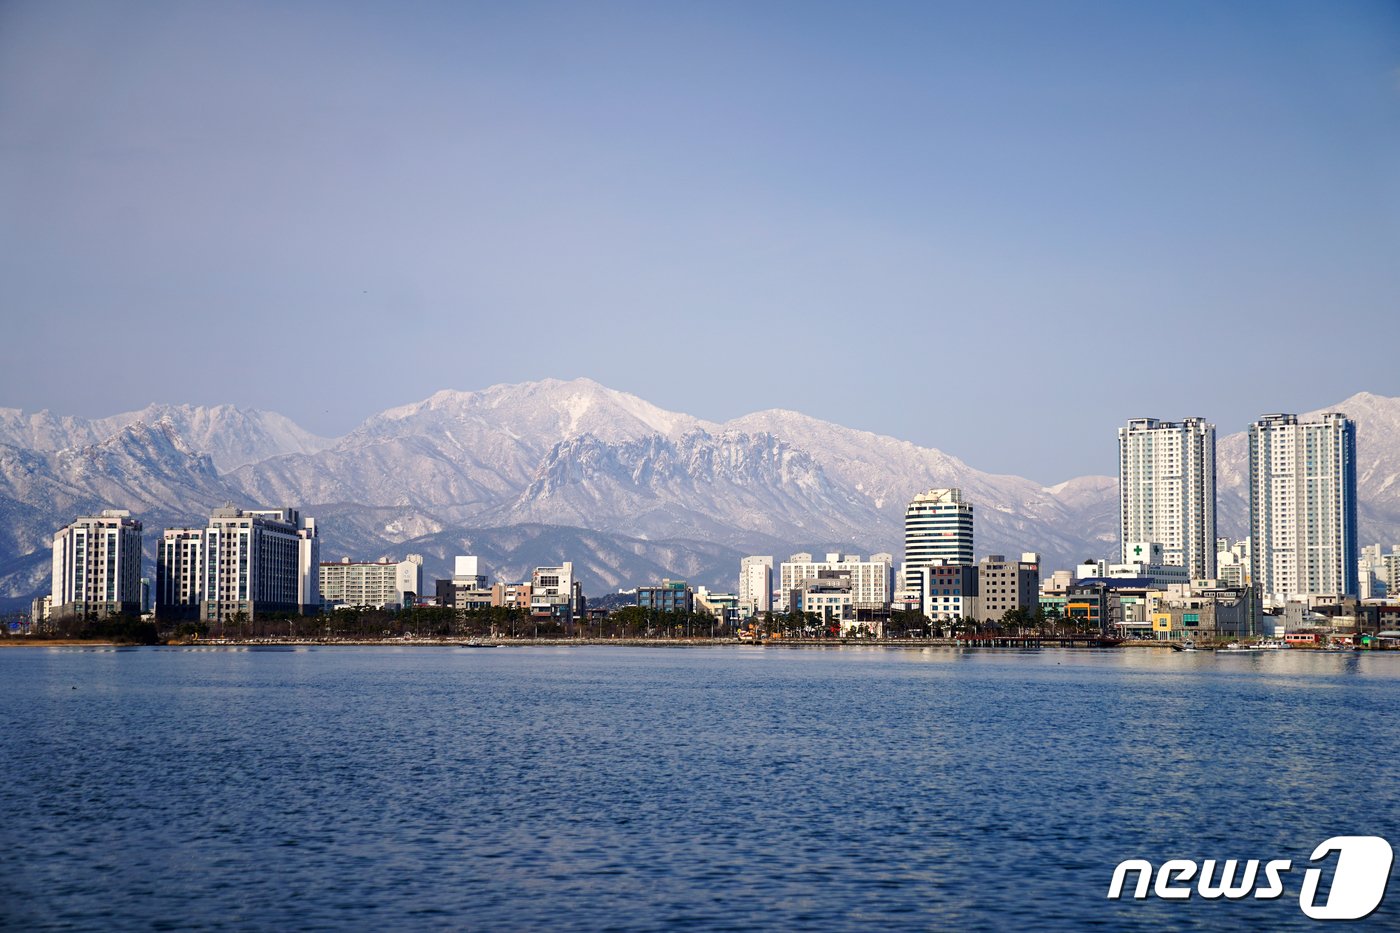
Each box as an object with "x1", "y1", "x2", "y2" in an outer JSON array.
[{"x1": 2, "y1": 645, "x2": 1399, "y2": 930}]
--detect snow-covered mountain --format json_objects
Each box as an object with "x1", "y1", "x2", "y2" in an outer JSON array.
[
  {"x1": 230, "y1": 379, "x2": 714, "y2": 511},
  {"x1": 485, "y1": 430, "x2": 873, "y2": 545},
  {"x1": 0, "y1": 404, "x2": 332, "y2": 471},
  {"x1": 357, "y1": 380, "x2": 712, "y2": 447},
  {"x1": 5, "y1": 380, "x2": 1400, "y2": 610},
  {"x1": 0, "y1": 419, "x2": 234, "y2": 516},
  {"x1": 222, "y1": 378, "x2": 1121, "y2": 570}
]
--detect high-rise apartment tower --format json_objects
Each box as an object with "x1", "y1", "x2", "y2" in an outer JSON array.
[
  {"x1": 156, "y1": 527, "x2": 206, "y2": 620},
  {"x1": 201, "y1": 507, "x2": 319, "y2": 621},
  {"x1": 1248, "y1": 413, "x2": 1358, "y2": 604},
  {"x1": 51, "y1": 510, "x2": 144, "y2": 621},
  {"x1": 1118, "y1": 417, "x2": 1217, "y2": 578}
]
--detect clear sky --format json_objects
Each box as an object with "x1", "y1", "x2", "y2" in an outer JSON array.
[{"x1": 3, "y1": 1, "x2": 1398, "y2": 483}]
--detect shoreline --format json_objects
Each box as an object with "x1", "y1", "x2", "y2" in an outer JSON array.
[
  {"x1": 0, "y1": 638, "x2": 124, "y2": 647},
  {"x1": 0, "y1": 637, "x2": 1342, "y2": 651},
  {"x1": 0, "y1": 637, "x2": 1143, "y2": 649}
]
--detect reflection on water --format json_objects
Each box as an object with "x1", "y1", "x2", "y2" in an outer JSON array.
[{"x1": 2, "y1": 646, "x2": 1398, "y2": 931}]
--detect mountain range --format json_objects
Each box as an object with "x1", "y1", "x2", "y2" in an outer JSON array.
[{"x1": 3, "y1": 379, "x2": 1399, "y2": 610}]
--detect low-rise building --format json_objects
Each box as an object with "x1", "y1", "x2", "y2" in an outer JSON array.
[
  {"x1": 638, "y1": 579, "x2": 695, "y2": 613},
  {"x1": 531, "y1": 562, "x2": 585, "y2": 621},
  {"x1": 437, "y1": 556, "x2": 493, "y2": 612},
  {"x1": 1150, "y1": 584, "x2": 1259, "y2": 641},
  {"x1": 1041, "y1": 569, "x2": 1073, "y2": 594},
  {"x1": 1065, "y1": 582, "x2": 1116, "y2": 633},
  {"x1": 780, "y1": 552, "x2": 894, "y2": 614},
  {"x1": 695, "y1": 587, "x2": 739, "y2": 628},
  {"x1": 977, "y1": 553, "x2": 1040, "y2": 622},
  {"x1": 491, "y1": 581, "x2": 532, "y2": 611},
  {"x1": 1039, "y1": 593, "x2": 1067, "y2": 621},
  {"x1": 1076, "y1": 543, "x2": 1190, "y2": 588},
  {"x1": 796, "y1": 571, "x2": 855, "y2": 632},
  {"x1": 1353, "y1": 601, "x2": 1400, "y2": 636},
  {"x1": 910, "y1": 562, "x2": 978, "y2": 623},
  {"x1": 320, "y1": 555, "x2": 423, "y2": 610}
]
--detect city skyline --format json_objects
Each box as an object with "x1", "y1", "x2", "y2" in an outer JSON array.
[
  {"x1": 8, "y1": 375, "x2": 1400, "y2": 613},
  {"x1": 3, "y1": 2, "x2": 1399, "y2": 481}
]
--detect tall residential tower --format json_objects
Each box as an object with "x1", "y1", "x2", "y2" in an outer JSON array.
[
  {"x1": 51, "y1": 510, "x2": 144, "y2": 621},
  {"x1": 201, "y1": 507, "x2": 319, "y2": 622},
  {"x1": 156, "y1": 527, "x2": 206, "y2": 620},
  {"x1": 1248, "y1": 412, "x2": 1358, "y2": 605},
  {"x1": 1118, "y1": 417, "x2": 1216, "y2": 579}
]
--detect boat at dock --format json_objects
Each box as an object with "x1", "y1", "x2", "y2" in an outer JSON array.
[{"x1": 1216, "y1": 639, "x2": 1287, "y2": 653}]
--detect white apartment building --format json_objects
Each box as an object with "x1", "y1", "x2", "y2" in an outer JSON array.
[
  {"x1": 1248, "y1": 413, "x2": 1358, "y2": 606},
  {"x1": 51, "y1": 510, "x2": 144, "y2": 620},
  {"x1": 1361, "y1": 543, "x2": 1383, "y2": 575},
  {"x1": 1359, "y1": 563, "x2": 1383, "y2": 600},
  {"x1": 738, "y1": 555, "x2": 773, "y2": 617},
  {"x1": 1360, "y1": 543, "x2": 1395, "y2": 599},
  {"x1": 30, "y1": 594, "x2": 51, "y2": 625},
  {"x1": 800, "y1": 580, "x2": 856, "y2": 632},
  {"x1": 320, "y1": 555, "x2": 423, "y2": 610},
  {"x1": 780, "y1": 552, "x2": 894, "y2": 610},
  {"x1": 1216, "y1": 551, "x2": 1249, "y2": 590},
  {"x1": 1118, "y1": 417, "x2": 1216, "y2": 578},
  {"x1": 1382, "y1": 550, "x2": 1400, "y2": 593},
  {"x1": 156, "y1": 527, "x2": 206, "y2": 620},
  {"x1": 202, "y1": 507, "x2": 319, "y2": 622}
]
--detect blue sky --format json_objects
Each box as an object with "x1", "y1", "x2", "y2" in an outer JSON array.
[{"x1": 2, "y1": 1, "x2": 1398, "y2": 482}]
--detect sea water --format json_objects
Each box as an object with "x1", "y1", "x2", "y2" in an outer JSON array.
[{"x1": 2, "y1": 646, "x2": 1397, "y2": 930}]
